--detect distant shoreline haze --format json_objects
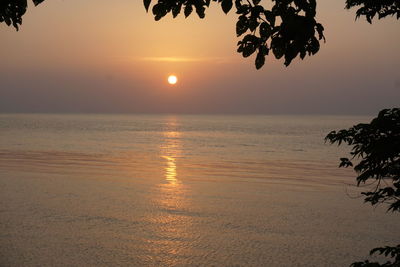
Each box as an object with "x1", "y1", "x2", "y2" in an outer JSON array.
[{"x1": 0, "y1": 111, "x2": 382, "y2": 117}]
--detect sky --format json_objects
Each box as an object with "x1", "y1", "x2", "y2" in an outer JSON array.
[{"x1": 1, "y1": 0, "x2": 399, "y2": 114}]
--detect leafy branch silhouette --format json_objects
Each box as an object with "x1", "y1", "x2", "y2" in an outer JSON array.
[
  {"x1": 2, "y1": 0, "x2": 398, "y2": 69},
  {"x1": 326, "y1": 108, "x2": 400, "y2": 267}
]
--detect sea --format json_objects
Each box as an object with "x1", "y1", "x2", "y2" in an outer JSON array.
[{"x1": 0, "y1": 114, "x2": 398, "y2": 266}]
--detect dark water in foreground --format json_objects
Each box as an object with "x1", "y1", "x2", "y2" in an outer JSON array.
[{"x1": 0, "y1": 114, "x2": 398, "y2": 266}]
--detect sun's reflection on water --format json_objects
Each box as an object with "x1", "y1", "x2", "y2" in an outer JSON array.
[
  {"x1": 162, "y1": 155, "x2": 177, "y2": 184},
  {"x1": 142, "y1": 116, "x2": 195, "y2": 264},
  {"x1": 161, "y1": 120, "x2": 181, "y2": 185}
]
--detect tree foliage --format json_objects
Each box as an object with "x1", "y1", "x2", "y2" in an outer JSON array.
[
  {"x1": 326, "y1": 108, "x2": 400, "y2": 267},
  {"x1": 0, "y1": 0, "x2": 44, "y2": 30},
  {"x1": 350, "y1": 245, "x2": 400, "y2": 267},
  {"x1": 346, "y1": 0, "x2": 400, "y2": 23},
  {"x1": 144, "y1": 0, "x2": 325, "y2": 69},
  {"x1": 325, "y1": 108, "x2": 400, "y2": 213},
  {"x1": 1, "y1": 0, "x2": 398, "y2": 69}
]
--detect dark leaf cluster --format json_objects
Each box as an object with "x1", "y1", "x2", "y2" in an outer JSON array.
[
  {"x1": 144, "y1": 0, "x2": 325, "y2": 69},
  {"x1": 144, "y1": 0, "x2": 213, "y2": 20},
  {"x1": 0, "y1": 0, "x2": 44, "y2": 31},
  {"x1": 325, "y1": 108, "x2": 400, "y2": 213},
  {"x1": 350, "y1": 244, "x2": 400, "y2": 267},
  {"x1": 2, "y1": 0, "x2": 398, "y2": 68},
  {"x1": 345, "y1": 0, "x2": 400, "y2": 23},
  {"x1": 235, "y1": 0, "x2": 325, "y2": 68},
  {"x1": 326, "y1": 108, "x2": 400, "y2": 267}
]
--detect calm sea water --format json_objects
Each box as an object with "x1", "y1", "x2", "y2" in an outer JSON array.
[{"x1": 0, "y1": 114, "x2": 398, "y2": 266}]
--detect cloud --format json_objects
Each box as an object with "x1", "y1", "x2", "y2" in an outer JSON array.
[{"x1": 137, "y1": 57, "x2": 231, "y2": 63}]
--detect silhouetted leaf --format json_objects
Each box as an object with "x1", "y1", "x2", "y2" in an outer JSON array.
[
  {"x1": 221, "y1": 0, "x2": 233, "y2": 14},
  {"x1": 255, "y1": 49, "x2": 265, "y2": 69},
  {"x1": 239, "y1": 34, "x2": 260, "y2": 58},
  {"x1": 144, "y1": 0, "x2": 151, "y2": 12},
  {"x1": 184, "y1": 4, "x2": 193, "y2": 18},
  {"x1": 172, "y1": 3, "x2": 181, "y2": 18},
  {"x1": 264, "y1": 10, "x2": 275, "y2": 26},
  {"x1": 271, "y1": 37, "x2": 284, "y2": 59},
  {"x1": 33, "y1": 0, "x2": 45, "y2": 6},
  {"x1": 236, "y1": 16, "x2": 248, "y2": 36},
  {"x1": 153, "y1": 3, "x2": 167, "y2": 21},
  {"x1": 259, "y1": 22, "x2": 271, "y2": 39},
  {"x1": 315, "y1": 23, "x2": 325, "y2": 42},
  {"x1": 251, "y1": 5, "x2": 264, "y2": 18},
  {"x1": 248, "y1": 17, "x2": 259, "y2": 31},
  {"x1": 194, "y1": 3, "x2": 206, "y2": 18},
  {"x1": 299, "y1": 49, "x2": 306, "y2": 59},
  {"x1": 308, "y1": 36, "x2": 320, "y2": 55},
  {"x1": 236, "y1": 1, "x2": 250, "y2": 15}
]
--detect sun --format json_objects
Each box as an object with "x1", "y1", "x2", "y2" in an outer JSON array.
[{"x1": 167, "y1": 75, "x2": 178, "y2": 85}]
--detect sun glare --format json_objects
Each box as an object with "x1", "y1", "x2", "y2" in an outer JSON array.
[{"x1": 168, "y1": 75, "x2": 178, "y2": 85}]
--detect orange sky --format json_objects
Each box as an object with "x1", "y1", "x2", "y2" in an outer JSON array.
[{"x1": 0, "y1": 0, "x2": 399, "y2": 114}]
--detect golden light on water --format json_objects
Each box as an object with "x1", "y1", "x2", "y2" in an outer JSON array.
[
  {"x1": 167, "y1": 75, "x2": 178, "y2": 85},
  {"x1": 152, "y1": 117, "x2": 193, "y2": 261},
  {"x1": 162, "y1": 155, "x2": 177, "y2": 184},
  {"x1": 161, "y1": 118, "x2": 181, "y2": 184}
]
